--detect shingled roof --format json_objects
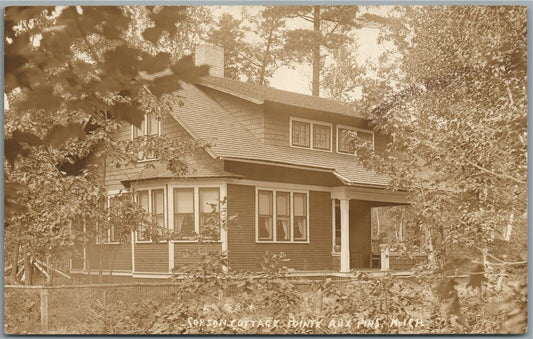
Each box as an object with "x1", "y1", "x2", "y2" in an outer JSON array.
[
  {"x1": 167, "y1": 82, "x2": 391, "y2": 187},
  {"x1": 197, "y1": 75, "x2": 365, "y2": 119}
]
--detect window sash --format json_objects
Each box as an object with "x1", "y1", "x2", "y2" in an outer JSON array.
[
  {"x1": 258, "y1": 190, "x2": 273, "y2": 241},
  {"x1": 291, "y1": 121, "x2": 310, "y2": 147},
  {"x1": 293, "y1": 193, "x2": 307, "y2": 241},
  {"x1": 136, "y1": 190, "x2": 150, "y2": 241},
  {"x1": 199, "y1": 188, "x2": 220, "y2": 240},
  {"x1": 173, "y1": 188, "x2": 195, "y2": 239},
  {"x1": 276, "y1": 192, "x2": 290, "y2": 241},
  {"x1": 313, "y1": 124, "x2": 331, "y2": 150}
]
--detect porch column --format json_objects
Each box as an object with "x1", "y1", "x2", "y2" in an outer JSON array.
[{"x1": 340, "y1": 198, "x2": 350, "y2": 273}]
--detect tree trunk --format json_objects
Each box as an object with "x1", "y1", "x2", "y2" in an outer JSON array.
[
  {"x1": 312, "y1": 5, "x2": 321, "y2": 97},
  {"x1": 259, "y1": 26, "x2": 274, "y2": 86},
  {"x1": 24, "y1": 254, "x2": 32, "y2": 286}
]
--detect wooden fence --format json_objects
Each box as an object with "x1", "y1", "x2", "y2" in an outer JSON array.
[{"x1": 5, "y1": 282, "x2": 186, "y2": 334}]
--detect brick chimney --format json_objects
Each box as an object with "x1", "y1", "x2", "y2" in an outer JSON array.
[{"x1": 194, "y1": 44, "x2": 224, "y2": 78}]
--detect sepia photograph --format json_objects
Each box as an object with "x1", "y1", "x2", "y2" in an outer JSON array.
[{"x1": 3, "y1": 3, "x2": 528, "y2": 334}]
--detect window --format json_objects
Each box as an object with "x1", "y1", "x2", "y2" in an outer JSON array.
[
  {"x1": 133, "y1": 113, "x2": 159, "y2": 138},
  {"x1": 292, "y1": 120, "x2": 310, "y2": 147},
  {"x1": 293, "y1": 193, "x2": 307, "y2": 241},
  {"x1": 171, "y1": 186, "x2": 221, "y2": 241},
  {"x1": 337, "y1": 125, "x2": 374, "y2": 154},
  {"x1": 132, "y1": 113, "x2": 160, "y2": 160},
  {"x1": 257, "y1": 189, "x2": 309, "y2": 243},
  {"x1": 173, "y1": 188, "x2": 195, "y2": 239},
  {"x1": 276, "y1": 192, "x2": 290, "y2": 241},
  {"x1": 135, "y1": 188, "x2": 165, "y2": 242},
  {"x1": 313, "y1": 124, "x2": 331, "y2": 150},
  {"x1": 258, "y1": 190, "x2": 273, "y2": 241},
  {"x1": 290, "y1": 117, "x2": 332, "y2": 151},
  {"x1": 199, "y1": 188, "x2": 220, "y2": 239}
]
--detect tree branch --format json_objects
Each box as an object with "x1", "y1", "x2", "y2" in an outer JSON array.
[{"x1": 465, "y1": 158, "x2": 526, "y2": 184}]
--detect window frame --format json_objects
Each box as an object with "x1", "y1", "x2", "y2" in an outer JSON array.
[
  {"x1": 336, "y1": 124, "x2": 374, "y2": 155},
  {"x1": 131, "y1": 113, "x2": 162, "y2": 162},
  {"x1": 255, "y1": 187, "x2": 310, "y2": 244},
  {"x1": 290, "y1": 117, "x2": 333, "y2": 152},
  {"x1": 134, "y1": 186, "x2": 167, "y2": 243},
  {"x1": 168, "y1": 184, "x2": 223, "y2": 243}
]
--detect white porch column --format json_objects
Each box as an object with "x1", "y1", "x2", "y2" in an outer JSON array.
[{"x1": 340, "y1": 198, "x2": 350, "y2": 273}]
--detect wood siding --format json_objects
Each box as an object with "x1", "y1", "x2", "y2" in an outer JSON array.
[
  {"x1": 134, "y1": 243, "x2": 168, "y2": 273},
  {"x1": 201, "y1": 87, "x2": 265, "y2": 141},
  {"x1": 85, "y1": 244, "x2": 132, "y2": 271},
  {"x1": 349, "y1": 200, "x2": 372, "y2": 268},
  {"x1": 173, "y1": 242, "x2": 222, "y2": 271},
  {"x1": 227, "y1": 184, "x2": 332, "y2": 271}
]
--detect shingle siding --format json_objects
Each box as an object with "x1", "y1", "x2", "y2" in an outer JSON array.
[
  {"x1": 101, "y1": 116, "x2": 226, "y2": 192},
  {"x1": 201, "y1": 87, "x2": 265, "y2": 141}
]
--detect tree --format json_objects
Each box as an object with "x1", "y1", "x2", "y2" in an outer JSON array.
[
  {"x1": 206, "y1": 8, "x2": 289, "y2": 86},
  {"x1": 354, "y1": 6, "x2": 527, "y2": 269},
  {"x1": 270, "y1": 5, "x2": 385, "y2": 96},
  {"x1": 4, "y1": 6, "x2": 209, "y2": 284}
]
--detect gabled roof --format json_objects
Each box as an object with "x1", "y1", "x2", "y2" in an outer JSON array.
[
  {"x1": 168, "y1": 82, "x2": 391, "y2": 187},
  {"x1": 197, "y1": 75, "x2": 365, "y2": 119}
]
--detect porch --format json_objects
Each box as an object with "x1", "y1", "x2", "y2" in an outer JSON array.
[{"x1": 330, "y1": 186, "x2": 410, "y2": 273}]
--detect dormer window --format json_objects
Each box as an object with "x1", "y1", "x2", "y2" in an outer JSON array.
[
  {"x1": 337, "y1": 125, "x2": 374, "y2": 154},
  {"x1": 290, "y1": 117, "x2": 332, "y2": 152},
  {"x1": 131, "y1": 113, "x2": 161, "y2": 161},
  {"x1": 132, "y1": 113, "x2": 160, "y2": 138}
]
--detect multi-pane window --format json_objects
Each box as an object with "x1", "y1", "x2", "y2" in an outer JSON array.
[
  {"x1": 257, "y1": 189, "x2": 308, "y2": 242},
  {"x1": 291, "y1": 120, "x2": 310, "y2": 147},
  {"x1": 173, "y1": 188, "x2": 195, "y2": 239},
  {"x1": 337, "y1": 126, "x2": 374, "y2": 154},
  {"x1": 313, "y1": 124, "x2": 331, "y2": 150},
  {"x1": 290, "y1": 118, "x2": 332, "y2": 151},
  {"x1": 172, "y1": 187, "x2": 221, "y2": 241}
]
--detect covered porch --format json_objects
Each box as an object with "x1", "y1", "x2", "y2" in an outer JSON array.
[{"x1": 331, "y1": 186, "x2": 410, "y2": 273}]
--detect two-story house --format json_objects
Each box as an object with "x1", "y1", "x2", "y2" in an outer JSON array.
[{"x1": 70, "y1": 45, "x2": 408, "y2": 281}]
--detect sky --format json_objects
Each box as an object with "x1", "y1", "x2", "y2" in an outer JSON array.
[{"x1": 213, "y1": 5, "x2": 387, "y2": 96}]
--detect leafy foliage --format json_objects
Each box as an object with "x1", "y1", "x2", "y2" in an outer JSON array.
[{"x1": 353, "y1": 5, "x2": 527, "y2": 269}]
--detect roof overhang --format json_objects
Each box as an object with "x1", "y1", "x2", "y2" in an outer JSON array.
[{"x1": 331, "y1": 186, "x2": 410, "y2": 204}]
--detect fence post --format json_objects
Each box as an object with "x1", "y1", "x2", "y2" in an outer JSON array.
[{"x1": 40, "y1": 287, "x2": 49, "y2": 333}]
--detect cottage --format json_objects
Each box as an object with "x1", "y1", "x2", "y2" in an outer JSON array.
[{"x1": 70, "y1": 45, "x2": 409, "y2": 281}]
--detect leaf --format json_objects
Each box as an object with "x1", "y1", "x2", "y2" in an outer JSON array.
[
  {"x1": 44, "y1": 122, "x2": 86, "y2": 147},
  {"x1": 112, "y1": 102, "x2": 145, "y2": 127},
  {"x1": 4, "y1": 131, "x2": 43, "y2": 164},
  {"x1": 16, "y1": 85, "x2": 63, "y2": 112}
]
